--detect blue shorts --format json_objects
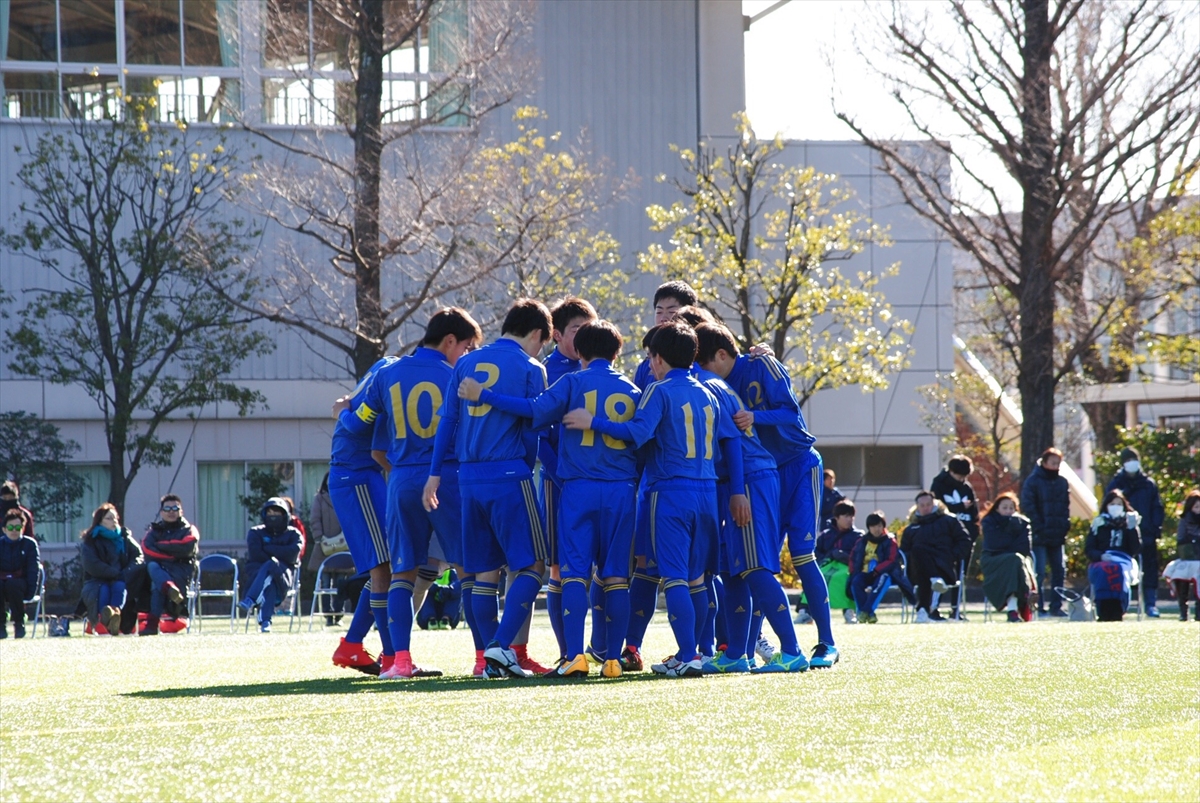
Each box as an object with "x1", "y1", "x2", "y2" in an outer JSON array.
[
  {"x1": 559, "y1": 479, "x2": 636, "y2": 580},
  {"x1": 540, "y1": 475, "x2": 561, "y2": 567},
  {"x1": 648, "y1": 480, "x2": 719, "y2": 582},
  {"x1": 722, "y1": 469, "x2": 782, "y2": 575},
  {"x1": 387, "y1": 466, "x2": 463, "y2": 573},
  {"x1": 460, "y1": 473, "x2": 548, "y2": 574},
  {"x1": 778, "y1": 451, "x2": 822, "y2": 557},
  {"x1": 634, "y1": 478, "x2": 652, "y2": 557},
  {"x1": 328, "y1": 467, "x2": 390, "y2": 572}
]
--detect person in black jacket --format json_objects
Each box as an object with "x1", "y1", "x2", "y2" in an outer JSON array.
[
  {"x1": 79, "y1": 503, "x2": 143, "y2": 635},
  {"x1": 1, "y1": 507, "x2": 39, "y2": 638},
  {"x1": 848, "y1": 512, "x2": 916, "y2": 623},
  {"x1": 979, "y1": 493, "x2": 1036, "y2": 622},
  {"x1": 812, "y1": 500, "x2": 863, "y2": 623},
  {"x1": 238, "y1": 497, "x2": 304, "y2": 633},
  {"x1": 818, "y1": 470, "x2": 846, "y2": 532},
  {"x1": 1020, "y1": 447, "x2": 1071, "y2": 617},
  {"x1": 901, "y1": 491, "x2": 973, "y2": 622},
  {"x1": 1086, "y1": 489, "x2": 1143, "y2": 622},
  {"x1": 930, "y1": 454, "x2": 980, "y2": 618},
  {"x1": 1105, "y1": 447, "x2": 1166, "y2": 617},
  {"x1": 140, "y1": 494, "x2": 200, "y2": 635},
  {"x1": 1164, "y1": 490, "x2": 1200, "y2": 621}
]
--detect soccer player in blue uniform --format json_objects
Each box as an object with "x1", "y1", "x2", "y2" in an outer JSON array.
[
  {"x1": 460, "y1": 319, "x2": 640, "y2": 679},
  {"x1": 722, "y1": 348, "x2": 840, "y2": 668},
  {"x1": 361, "y1": 308, "x2": 481, "y2": 678},
  {"x1": 632, "y1": 281, "x2": 698, "y2": 391},
  {"x1": 539, "y1": 297, "x2": 597, "y2": 665},
  {"x1": 327, "y1": 356, "x2": 398, "y2": 677},
  {"x1": 696, "y1": 322, "x2": 808, "y2": 672},
  {"x1": 565, "y1": 320, "x2": 749, "y2": 678},
  {"x1": 423, "y1": 299, "x2": 552, "y2": 678}
]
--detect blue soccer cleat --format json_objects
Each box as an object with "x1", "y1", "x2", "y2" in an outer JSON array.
[
  {"x1": 808, "y1": 643, "x2": 840, "y2": 668},
  {"x1": 702, "y1": 653, "x2": 750, "y2": 674},
  {"x1": 751, "y1": 651, "x2": 809, "y2": 673}
]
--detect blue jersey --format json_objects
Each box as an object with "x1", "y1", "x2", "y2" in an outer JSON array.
[
  {"x1": 696, "y1": 367, "x2": 777, "y2": 479},
  {"x1": 592, "y1": 368, "x2": 741, "y2": 489},
  {"x1": 431, "y1": 338, "x2": 547, "y2": 482},
  {"x1": 331, "y1": 357, "x2": 397, "y2": 471},
  {"x1": 634, "y1": 357, "x2": 654, "y2": 390},
  {"x1": 481, "y1": 359, "x2": 641, "y2": 482},
  {"x1": 724, "y1": 354, "x2": 817, "y2": 465},
  {"x1": 538, "y1": 348, "x2": 581, "y2": 484},
  {"x1": 366, "y1": 347, "x2": 454, "y2": 470}
]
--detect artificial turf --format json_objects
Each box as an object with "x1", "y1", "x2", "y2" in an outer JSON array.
[{"x1": 1, "y1": 612, "x2": 1197, "y2": 802}]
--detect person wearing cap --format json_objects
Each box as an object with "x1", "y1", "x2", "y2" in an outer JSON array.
[
  {"x1": 1105, "y1": 447, "x2": 1165, "y2": 616},
  {"x1": 239, "y1": 497, "x2": 304, "y2": 632}
]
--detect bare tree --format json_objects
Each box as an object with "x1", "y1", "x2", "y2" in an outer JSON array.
[{"x1": 838, "y1": 0, "x2": 1200, "y2": 476}]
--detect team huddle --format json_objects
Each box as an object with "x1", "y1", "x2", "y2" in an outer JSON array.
[{"x1": 324, "y1": 282, "x2": 839, "y2": 679}]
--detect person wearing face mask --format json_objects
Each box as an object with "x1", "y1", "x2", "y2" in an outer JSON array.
[
  {"x1": 0, "y1": 508, "x2": 39, "y2": 639},
  {"x1": 1163, "y1": 490, "x2": 1200, "y2": 621},
  {"x1": 979, "y1": 493, "x2": 1036, "y2": 622},
  {"x1": 1105, "y1": 447, "x2": 1166, "y2": 617},
  {"x1": 80, "y1": 503, "x2": 143, "y2": 635},
  {"x1": 239, "y1": 497, "x2": 304, "y2": 633},
  {"x1": 1020, "y1": 447, "x2": 1071, "y2": 617},
  {"x1": 848, "y1": 512, "x2": 916, "y2": 623},
  {"x1": 1085, "y1": 490, "x2": 1143, "y2": 622}
]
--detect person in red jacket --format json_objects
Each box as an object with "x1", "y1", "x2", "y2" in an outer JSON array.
[{"x1": 140, "y1": 494, "x2": 200, "y2": 635}]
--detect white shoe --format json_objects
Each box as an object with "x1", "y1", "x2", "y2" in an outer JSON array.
[
  {"x1": 843, "y1": 609, "x2": 859, "y2": 624},
  {"x1": 651, "y1": 655, "x2": 704, "y2": 678},
  {"x1": 483, "y1": 642, "x2": 529, "y2": 678},
  {"x1": 754, "y1": 636, "x2": 776, "y2": 663},
  {"x1": 794, "y1": 610, "x2": 814, "y2": 625},
  {"x1": 915, "y1": 608, "x2": 931, "y2": 624},
  {"x1": 930, "y1": 577, "x2": 950, "y2": 594}
]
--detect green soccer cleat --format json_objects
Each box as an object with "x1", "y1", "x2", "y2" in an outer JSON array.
[
  {"x1": 808, "y1": 643, "x2": 840, "y2": 669},
  {"x1": 702, "y1": 653, "x2": 750, "y2": 674},
  {"x1": 751, "y1": 651, "x2": 809, "y2": 673}
]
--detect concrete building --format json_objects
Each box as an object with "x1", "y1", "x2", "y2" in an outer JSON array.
[{"x1": 1, "y1": 0, "x2": 950, "y2": 570}]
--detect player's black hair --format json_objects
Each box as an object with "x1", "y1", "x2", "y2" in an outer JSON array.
[
  {"x1": 832, "y1": 500, "x2": 856, "y2": 518},
  {"x1": 648, "y1": 320, "x2": 698, "y2": 370},
  {"x1": 695, "y1": 322, "x2": 740, "y2": 364},
  {"x1": 550, "y1": 297, "x2": 597, "y2": 335},
  {"x1": 500, "y1": 298, "x2": 553, "y2": 340},
  {"x1": 672, "y1": 305, "x2": 714, "y2": 328},
  {"x1": 574, "y1": 320, "x2": 623, "y2": 362},
  {"x1": 653, "y1": 281, "x2": 698, "y2": 308},
  {"x1": 422, "y1": 307, "x2": 482, "y2": 346},
  {"x1": 641, "y1": 325, "x2": 661, "y2": 350}
]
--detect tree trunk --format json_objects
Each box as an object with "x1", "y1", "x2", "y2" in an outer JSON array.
[
  {"x1": 106, "y1": 420, "x2": 129, "y2": 521},
  {"x1": 1084, "y1": 401, "x2": 1126, "y2": 455},
  {"x1": 1017, "y1": 0, "x2": 1058, "y2": 480},
  {"x1": 352, "y1": 0, "x2": 386, "y2": 379}
]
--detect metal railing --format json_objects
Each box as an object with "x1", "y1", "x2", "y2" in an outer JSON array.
[{"x1": 2, "y1": 88, "x2": 238, "y2": 124}]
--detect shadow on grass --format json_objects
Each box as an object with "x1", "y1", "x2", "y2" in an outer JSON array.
[{"x1": 125, "y1": 672, "x2": 679, "y2": 699}]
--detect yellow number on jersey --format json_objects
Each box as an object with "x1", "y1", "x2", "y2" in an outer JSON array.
[
  {"x1": 602, "y1": 393, "x2": 635, "y2": 449},
  {"x1": 467, "y1": 363, "x2": 501, "y2": 417},
  {"x1": 388, "y1": 381, "x2": 443, "y2": 440},
  {"x1": 682, "y1": 403, "x2": 696, "y2": 458}
]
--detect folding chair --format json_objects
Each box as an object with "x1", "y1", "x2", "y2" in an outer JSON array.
[
  {"x1": 309, "y1": 552, "x2": 356, "y2": 631},
  {"x1": 188, "y1": 554, "x2": 239, "y2": 634},
  {"x1": 23, "y1": 563, "x2": 45, "y2": 638},
  {"x1": 245, "y1": 566, "x2": 302, "y2": 633}
]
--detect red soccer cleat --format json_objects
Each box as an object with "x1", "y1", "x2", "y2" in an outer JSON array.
[
  {"x1": 332, "y1": 638, "x2": 380, "y2": 676},
  {"x1": 512, "y1": 644, "x2": 551, "y2": 675}
]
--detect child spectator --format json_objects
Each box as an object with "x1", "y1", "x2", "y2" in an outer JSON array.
[
  {"x1": 979, "y1": 493, "x2": 1036, "y2": 622},
  {"x1": 848, "y1": 512, "x2": 915, "y2": 622},
  {"x1": 140, "y1": 494, "x2": 200, "y2": 635},
  {"x1": 80, "y1": 503, "x2": 143, "y2": 635},
  {"x1": 0, "y1": 507, "x2": 39, "y2": 638},
  {"x1": 1086, "y1": 490, "x2": 1142, "y2": 622},
  {"x1": 812, "y1": 500, "x2": 862, "y2": 624},
  {"x1": 239, "y1": 497, "x2": 304, "y2": 632}
]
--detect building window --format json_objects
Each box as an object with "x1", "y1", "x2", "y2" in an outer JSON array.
[
  {"x1": 1, "y1": 0, "x2": 239, "y2": 122},
  {"x1": 821, "y1": 445, "x2": 923, "y2": 488},
  {"x1": 31, "y1": 465, "x2": 112, "y2": 544},
  {"x1": 196, "y1": 460, "x2": 330, "y2": 541}
]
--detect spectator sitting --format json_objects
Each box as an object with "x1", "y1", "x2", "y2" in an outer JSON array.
[
  {"x1": 239, "y1": 497, "x2": 304, "y2": 633},
  {"x1": 818, "y1": 469, "x2": 845, "y2": 532},
  {"x1": 0, "y1": 481, "x2": 35, "y2": 538},
  {"x1": 848, "y1": 511, "x2": 916, "y2": 623},
  {"x1": 0, "y1": 507, "x2": 39, "y2": 639},
  {"x1": 1163, "y1": 490, "x2": 1200, "y2": 622},
  {"x1": 140, "y1": 494, "x2": 200, "y2": 635},
  {"x1": 80, "y1": 503, "x2": 143, "y2": 636},
  {"x1": 1086, "y1": 490, "x2": 1143, "y2": 622},
  {"x1": 1105, "y1": 447, "x2": 1166, "y2": 617},
  {"x1": 901, "y1": 490, "x2": 973, "y2": 623},
  {"x1": 979, "y1": 493, "x2": 1037, "y2": 623},
  {"x1": 809, "y1": 501, "x2": 862, "y2": 624}
]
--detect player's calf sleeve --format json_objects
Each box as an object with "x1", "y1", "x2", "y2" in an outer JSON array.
[
  {"x1": 546, "y1": 578, "x2": 566, "y2": 658},
  {"x1": 588, "y1": 576, "x2": 607, "y2": 657},
  {"x1": 745, "y1": 569, "x2": 799, "y2": 655},
  {"x1": 387, "y1": 579, "x2": 415, "y2": 653},
  {"x1": 561, "y1": 578, "x2": 588, "y2": 658},
  {"x1": 626, "y1": 571, "x2": 660, "y2": 648},
  {"x1": 722, "y1": 573, "x2": 752, "y2": 660},
  {"x1": 494, "y1": 570, "x2": 544, "y2": 648},
  {"x1": 604, "y1": 582, "x2": 630, "y2": 658},
  {"x1": 459, "y1": 576, "x2": 484, "y2": 651},
  {"x1": 345, "y1": 584, "x2": 374, "y2": 644},
  {"x1": 663, "y1": 581, "x2": 697, "y2": 660},
  {"x1": 471, "y1": 581, "x2": 500, "y2": 646},
  {"x1": 369, "y1": 591, "x2": 394, "y2": 656},
  {"x1": 793, "y1": 555, "x2": 835, "y2": 646},
  {"x1": 690, "y1": 583, "x2": 711, "y2": 657}
]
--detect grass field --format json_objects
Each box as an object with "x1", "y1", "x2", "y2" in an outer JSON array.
[{"x1": 2, "y1": 612, "x2": 1198, "y2": 802}]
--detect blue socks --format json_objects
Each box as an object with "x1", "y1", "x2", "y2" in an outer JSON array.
[
  {"x1": 626, "y1": 571, "x2": 660, "y2": 649},
  {"x1": 471, "y1": 580, "x2": 500, "y2": 646},
  {"x1": 459, "y1": 575, "x2": 484, "y2": 651},
  {"x1": 494, "y1": 570, "x2": 543, "y2": 648},
  {"x1": 588, "y1": 576, "x2": 607, "y2": 658},
  {"x1": 664, "y1": 581, "x2": 696, "y2": 661},
  {"x1": 546, "y1": 578, "x2": 566, "y2": 658},
  {"x1": 745, "y1": 568, "x2": 799, "y2": 655},
  {"x1": 604, "y1": 582, "x2": 629, "y2": 659},
  {"x1": 346, "y1": 584, "x2": 374, "y2": 644},
  {"x1": 369, "y1": 591, "x2": 393, "y2": 656},
  {"x1": 387, "y1": 579, "x2": 415, "y2": 653},
  {"x1": 562, "y1": 578, "x2": 588, "y2": 657},
  {"x1": 794, "y1": 553, "x2": 835, "y2": 646},
  {"x1": 722, "y1": 573, "x2": 753, "y2": 659}
]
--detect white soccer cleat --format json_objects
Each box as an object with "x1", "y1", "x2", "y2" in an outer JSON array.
[
  {"x1": 483, "y1": 642, "x2": 529, "y2": 678},
  {"x1": 754, "y1": 635, "x2": 776, "y2": 663},
  {"x1": 650, "y1": 655, "x2": 704, "y2": 678}
]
